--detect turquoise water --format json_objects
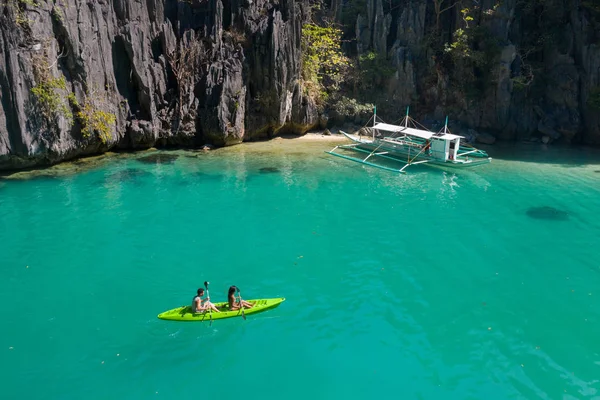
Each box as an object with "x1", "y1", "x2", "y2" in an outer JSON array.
[{"x1": 1, "y1": 140, "x2": 600, "y2": 399}]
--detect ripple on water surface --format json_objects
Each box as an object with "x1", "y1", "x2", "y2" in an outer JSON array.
[{"x1": 1, "y1": 143, "x2": 600, "y2": 399}]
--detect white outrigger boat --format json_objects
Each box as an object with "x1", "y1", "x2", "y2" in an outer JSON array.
[{"x1": 326, "y1": 107, "x2": 492, "y2": 173}]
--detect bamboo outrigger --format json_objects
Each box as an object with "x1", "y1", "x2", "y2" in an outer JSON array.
[{"x1": 326, "y1": 107, "x2": 492, "y2": 173}]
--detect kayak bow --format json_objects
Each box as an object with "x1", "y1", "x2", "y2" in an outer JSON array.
[{"x1": 157, "y1": 298, "x2": 285, "y2": 322}]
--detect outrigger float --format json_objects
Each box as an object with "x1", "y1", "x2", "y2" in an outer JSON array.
[{"x1": 326, "y1": 107, "x2": 492, "y2": 173}]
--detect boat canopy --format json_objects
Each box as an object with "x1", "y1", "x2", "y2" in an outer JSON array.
[
  {"x1": 436, "y1": 133, "x2": 464, "y2": 140},
  {"x1": 373, "y1": 122, "x2": 464, "y2": 141},
  {"x1": 372, "y1": 122, "x2": 407, "y2": 133}
]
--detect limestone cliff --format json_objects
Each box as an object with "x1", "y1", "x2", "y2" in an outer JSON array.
[
  {"x1": 0, "y1": 0, "x2": 317, "y2": 170},
  {"x1": 341, "y1": 0, "x2": 600, "y2": 145},
  {"x1": 1, "y1": 0, "x2": 599, "y2": 171}
]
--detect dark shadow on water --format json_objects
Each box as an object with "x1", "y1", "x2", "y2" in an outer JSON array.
[
  {"x1": 486, "y1": 142, "x2": 600, "y2": 167},
  {"x1": 259, "y1": 167, "x2": 280, "y2": 174},
  {"x1": 242, "y1": 166, "x2": 285, "y2": 182},
  {"x1": 136, "y1": 153, "x2": 179, "y2": 165},
  {"x1": 526, "y1": 206, "x2": 570, "y2": 221}
]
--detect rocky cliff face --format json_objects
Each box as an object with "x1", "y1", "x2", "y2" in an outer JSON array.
[
  {"x1": 1, "y1": 0, "x2": 599, "y2": 171},
  {"x1": 349, "y1": 0, "x2": 600, "y2": 145},
  {"x1": 0, "y1": 0, "x2": 317, "y2": 170}
]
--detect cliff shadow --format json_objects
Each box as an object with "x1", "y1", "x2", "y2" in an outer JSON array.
[
  {"x1": 165, "y1": 0, "x2": 214, "y2": 35},
  {"x1": 111, "y1": 36, "x2": 144, "y2": 120},
  {"x1": 0, "y1": 67, "x2": 22, "y2": 153}
]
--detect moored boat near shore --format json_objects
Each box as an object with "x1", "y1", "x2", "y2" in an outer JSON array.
[{"x1": 326, "y1": 107, "x2": 492, "y2": 173}]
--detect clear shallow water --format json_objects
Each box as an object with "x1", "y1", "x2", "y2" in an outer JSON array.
[{"x1": 1, "y1": 140, "x2": 600, "y2": 399}]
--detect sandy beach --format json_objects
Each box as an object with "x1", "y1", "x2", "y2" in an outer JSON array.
[
  {"x1": 0, "y1": 131, "x2": 353, "y2": 180},
  {"x1": 275, "y1": 131, "x2": 352, "y2": 142}
]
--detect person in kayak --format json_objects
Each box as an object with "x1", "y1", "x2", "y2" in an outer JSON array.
[
  {"x1": 228, "y1": 285, "x2": 254, "y2": 310},
  {"x1": 192, "y1": 288, "x2": 220, "y2": 313}
]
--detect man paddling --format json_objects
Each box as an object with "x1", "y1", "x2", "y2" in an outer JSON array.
[{"x1": 192, "y1": 288, "x2": 220, "y2": 313}]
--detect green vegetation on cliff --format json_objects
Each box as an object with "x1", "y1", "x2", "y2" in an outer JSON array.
[
  {"x1": 356, "y1": 51, "x2": 395, "y2": 92},
  {"x1": 301, "y1": 23, "x2": 350, "y2": 105},
  {"x1": 304, "y1": 0, "x2": 599, "y2": 124},
  {"x1": 8, "y1": 0, "x2": 38, "y2": 27},
  {"x1": 69, "y1": 93, "x2": 116, "y2": 144},
  {"x1": 588, "y1": 87, "x2": 600, "y2": 110},
  {"x1": 443, "y1": 10, "x2": 501, "y2": 100},
  {"x1": 30, "y1": 52, "x2": 72, "y2": 122}
]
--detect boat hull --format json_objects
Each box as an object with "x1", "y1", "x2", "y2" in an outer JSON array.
[
  {"x1": 339, "y1": 132, "x2": 491, "y2": 169},
  {"x1": 157, "y1": 298, "x2": 285, "y2": 321}
]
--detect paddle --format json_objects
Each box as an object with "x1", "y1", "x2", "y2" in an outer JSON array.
[
  {"x1": 204, "y1": 281, "x2": 213, "y2": 326},
  {"x1": 236, "y1": 286, "x2": 246, "y2": 320}
]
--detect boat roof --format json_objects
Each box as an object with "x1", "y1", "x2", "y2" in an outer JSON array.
[{"x1": 373, "y1": 122, "x2": 464, "y2": 141}]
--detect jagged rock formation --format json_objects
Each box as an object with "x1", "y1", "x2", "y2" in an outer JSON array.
[
  {"x1": 0, "y1": 0, "x2": 317, "y2": 170},
  {"x1": 350, "y1": 0, "x2": 600, "y2": 145},
  {"x1": 1, "y1": 0, "x2": 599, "y2": 171}
]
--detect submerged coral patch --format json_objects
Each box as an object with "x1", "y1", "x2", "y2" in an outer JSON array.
[
  {"x1": 259, "y1": 167, "x2": 280, "y2": 174},
  {"x1": 177, "y1": 171, "x2": 224, "y2": 185},
  {"x1": 136, "y1": 153, "x2": 179, "y2": 164},
  {"x1": 107, "y1": 168, "x2": 147, "y2": 183},
  {"x1": 526, "y1": 206, "x2": 569, "y2": 221}
]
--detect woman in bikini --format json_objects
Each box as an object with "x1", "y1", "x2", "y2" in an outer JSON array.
[{"x1": 227, "y1": 285, "x2": 254, "y2": 310}]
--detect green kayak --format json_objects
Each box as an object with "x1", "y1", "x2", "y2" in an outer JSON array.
[{"x1": 157, "y1": 298, "x2": 285, "y2": 321}]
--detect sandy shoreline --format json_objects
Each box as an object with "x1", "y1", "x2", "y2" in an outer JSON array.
[
  {"x1": 0, "y1": 132, "x2": 353, "y2": 180},
  {"x1": 3, "y1": 132, "x2": 600, "y2": 181},
  {"x1": 274, "y1": 131, "x2": 352, "y2": 142}
]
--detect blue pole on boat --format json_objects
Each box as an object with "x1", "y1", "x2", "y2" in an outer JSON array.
[
  {"x1": 406, "y1": 106, "x2": 409, "y2": 128},
  {"x1": 444, "y1": 115, "x2": 448, "y2": 133}
]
